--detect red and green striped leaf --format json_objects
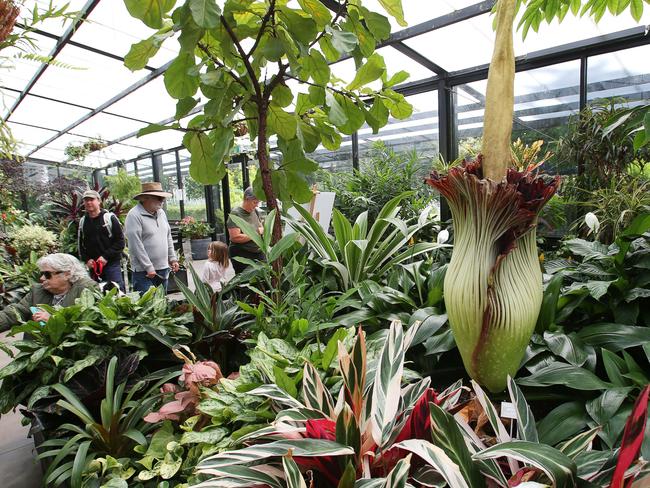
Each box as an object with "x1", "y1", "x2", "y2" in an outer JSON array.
[
  {"x1": 339, "y1": 327, "x2": 367, "y2": 421},
  {"x1": 609, "y1": 385, "x2": 650, "y2": 488}
]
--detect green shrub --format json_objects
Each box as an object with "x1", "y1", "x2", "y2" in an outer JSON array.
[{"x1": 10, "y1": 224, "x2": 58, "y2": 259}]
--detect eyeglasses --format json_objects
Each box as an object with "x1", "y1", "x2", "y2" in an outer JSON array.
[{"x1": 40, "y1": 270, "x2": 64, "y2": 279}]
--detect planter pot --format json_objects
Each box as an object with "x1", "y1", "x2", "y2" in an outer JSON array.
[
  {"x1": 167, "y1": 268, "x2": 188, "y2": 294},
  {"x1": 190, "y1": 238, "x2": 212, "y2": 260}
]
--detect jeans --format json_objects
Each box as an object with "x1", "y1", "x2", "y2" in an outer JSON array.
[
  {"x1": 96, "y1": 261, "x2": 125, "y2": 292},
  {"x1": 132, "y1": 268, "x2": 170, "y2": 294}
]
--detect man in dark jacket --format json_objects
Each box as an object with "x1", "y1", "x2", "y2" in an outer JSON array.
[{"x1": 78, "y1": 190, "x2": 125, "y2": 291}]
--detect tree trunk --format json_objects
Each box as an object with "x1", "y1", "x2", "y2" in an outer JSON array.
[{"x1": 256, "y1": 102, "x2": 283, "y2": 246}]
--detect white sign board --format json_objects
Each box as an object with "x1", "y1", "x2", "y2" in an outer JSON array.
[{"x1": 285, "y1": 191, "x2": 336, "y2": 234}]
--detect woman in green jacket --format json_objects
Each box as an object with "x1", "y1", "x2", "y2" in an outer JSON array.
[{"x1": 0, "y1": 253, "x2": 97, "y2": 332}]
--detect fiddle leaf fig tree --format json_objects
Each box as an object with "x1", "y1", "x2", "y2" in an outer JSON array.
[
  {"x1": 426, "y1": 0, "x2": 645, "y2": 393},
  {"x1": 123, "y1": 0, "x2": 412, "y2": 243}
]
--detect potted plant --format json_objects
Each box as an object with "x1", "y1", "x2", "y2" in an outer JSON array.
[{"x1": 179, "y1": 216, "x2": 213, "y2": 260}]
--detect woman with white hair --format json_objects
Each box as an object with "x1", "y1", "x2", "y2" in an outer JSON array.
[{"x1": 0, "y1": 253, "x2": 97, "y2": 332}]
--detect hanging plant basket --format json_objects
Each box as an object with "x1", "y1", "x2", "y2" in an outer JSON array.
[{"x1": 0, "y1": 0, "x2": 20, "y2": 43}]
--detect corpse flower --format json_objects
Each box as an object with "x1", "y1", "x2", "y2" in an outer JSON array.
[{"x1": 424, "y1": 0, "x2": 560, "y2": 392}]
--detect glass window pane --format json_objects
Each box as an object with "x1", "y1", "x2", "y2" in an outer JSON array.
[
  {"x1": 0, "y1": 33, "x2": 57, "y2": 90},
  {"x1": 75, "y1": 112, "x2": 145, "y2": 140},
  {"x1": 9, "y1": 94, "x2": 91, "y2": 131},
  {"x1": 32, "y1": 45, "x2": 142, "y2": 107},
  {"x1": 71, "y1": 1, "x2": 179, "y2": 70},
  {"x1": 6, "y1": 121, "x2": 58, "y2": 154},
  {"x1": 21, "y1": 0, "x2": 89, "y2": 37},
  {"x1": 587, "y1": 44, "x2": 650, "y2": 105},
  {"x1": 108, "y1": 77, "x2": 179, "y2": 122}
]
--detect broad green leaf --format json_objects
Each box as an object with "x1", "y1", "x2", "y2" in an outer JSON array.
[
  {"x1": 278, "y1": 8, "x2": 317, "y2": 45},
  {"x1": 577, "y1": 323, "x2": 650, "y2": 352},
  {"x1": 365, "y1": 97, "x2": 390, "y2": 134},
  {"x1": 327, "y1": 93, "x2": 365, "y2": 134},
  {"x1": 175, "y1": 97, "x2": 198, "y2": 120},
  {"x1": 363, "y1": 10, "x2": 392, "y2": 41},
  {"x1": 382, "y1": 89, "x2": 412, "y2": 119},
  {"x1": 347, "y1": 53, "x2": 386, "y2": 90},
  {"x1": 63, "y1": 349, "x2": 105, "y2": 382},
  {"x1": 326, "y1": 25, "x2": 358, "y2": 54},
  {"x1": 585, "y1": 388, "x2": 630, "y2": 425},
  {"x1": 273, "y1": 365, "x2": 297, "y2": 398},
  {"x1": 164, "y1": 53, "x2": 199, "y2": 99},
  {"x1": 377, "y1": 0, "x2": 407, "y2": 26},
  {"x1": 302, "y1": 49, "x2": 330, "y2": 85},
  {"x1": 297, "y1": 0, "x2": 332, "y2": 28},
  {"x1": 271, "y1": 84, "x2": 293, "y2": 108},
  {"x1": 543, "y1": 331, "x2": 590, "y2": 367},
  {"x1": 536, "y1": 273, "x2": 563, "y2": 333},
  {"x1": 124, "y1": 35, "x2": 162, "y2": 71},
  {"x1": 261, "y1": 36, "x2": 285, "y2": 62},
  {"x1": 268, "y1": 105, "x2": 297, "y2": 140},
  {"x1": 296, "y1": 120, "x2": 321, "y2": 153},
  {"x1": 383, "y1": 70, "x2": 410, "y2": 88},
  {"x1": 474, "y1": 441, "x2": 577, "y2": 488},
  {"x1": 185, "y1": 132, "x2": 215, "y2": 185},
  {"x1": 137, "y1": 123, "x2": 177, "y2": 137},
  {"x1": 516, "y1": 362, "x2": 613, "y2": 390},
  {"x1": 537, "y1": 401, "x2": 589, "y2": 446},
  {"x1": 248, "y1": 384, "x2": 304, "y2": 409},
  {"x1": 189, "y1": 0, "x2": 221, "y2": 28},
  {"x1": 124, "y1": 0, "x2": 175, "y2": 29}
]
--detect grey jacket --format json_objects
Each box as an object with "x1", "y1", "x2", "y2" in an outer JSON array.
[
  {"x1": 124, "y1": 203, "x2": 177, "y2": 273},
  {"x1": 0, "y1": 276, "x2": 98, "y2": 332}
]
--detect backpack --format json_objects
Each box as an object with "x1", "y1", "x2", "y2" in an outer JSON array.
[{"x1": 78, "y1": 211, "x2": 116, "y2": 253}]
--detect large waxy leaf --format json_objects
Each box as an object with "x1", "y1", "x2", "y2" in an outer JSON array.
[
  {"x1": 303, "y1": 362, "x2": 335, "y2": 417},
  {"x1": 371, "y1": 321, "x2": 405, "y2": 448},
  {"x1": 124, "y1": 28, "x2": 173, "y2": 71},
  {"x1": 347, "y1": 52, "x2": 386, "y2": 90},
  {"x1": 297, "y1": 0, "x2": 332, "y2": 28},
  {"x1": 507, "y1": 377, "x2": 538, "y2": 443},
  {"x1": 124, "y1": 0, "x2": 175, "y2": 29},
  {"x1": 326, "y1": 25, "x2": 358, "y2": 54},
  {"x1": 268, "y1": 105, "x2": 297, "y2": 140},
  {"x1": 543, "y1": 331, "x2": 591, "y2": 368},
  {"x1": 393, "y1": 439, "x2": 470, "y2": 488},
  {"x1": 516, "y1": 362, "x2": 613, "y2": 390},
  {"x1": 198, "y1": 439, "x2": 354, "y2": 470},
  {"x1": 377, "y1": 0, "x2": 407, "y2": 26},
  {"x1": 164, "y1": 52, "x2": 199, "y2": 99},
  {"x1": 473, "y1": 441, "x2": 577, "y2": 488},
  {"x1": 537, "y1": 402, "x2": 589, "y2": 446},
  {"x1": 184, "y1": 131, "x2": 221, "y2": 185},
  {"x1": 189, "y1": 0, "x2": 221, "y2": 28},
  {"x1": 576, "y1": 323, "x2": 650, "y2": 352}
]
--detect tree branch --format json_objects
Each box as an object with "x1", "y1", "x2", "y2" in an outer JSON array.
[
  {"x1": 310, "y1": 0, "x2": 349, "y2": 49},
  {"x1": 247, "y1": 0, "x2": 276, "y2": 58},
  {"x1": 220, "y1": 16, "x2": 263, "y2": 101},
  {"x1": 284, "y1": 73, "x2": 349, "y2": 98},
  {"x1": 197, "y1": 42, "x2": 248, "y2": 91}
]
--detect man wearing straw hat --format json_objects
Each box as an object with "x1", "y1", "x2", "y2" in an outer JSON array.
[{"x1": 124, "y1": 181, "x2": 179, "y2": 294}]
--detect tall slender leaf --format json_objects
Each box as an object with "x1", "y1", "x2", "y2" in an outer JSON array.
[{"x1": 507, "y1": 376, "x2": 538, "y2": 443}]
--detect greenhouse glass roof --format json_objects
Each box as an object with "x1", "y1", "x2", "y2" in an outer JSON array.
[{"x1": 1, "y1": 0, "x2": 649, "y2": 170}]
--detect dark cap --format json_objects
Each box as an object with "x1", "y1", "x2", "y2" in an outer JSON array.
[{"x1": 243, "y1": 187, "x2": 257, "y2": 201}]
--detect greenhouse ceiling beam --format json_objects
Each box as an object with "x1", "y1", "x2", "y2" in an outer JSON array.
[
  {"x1": 14, "y1": 23, "x2": 156, "y2": 72},
  {"x1": 391, "y1": 42, "x2": 447, "y2": 75},
  {"x1": 1, "y1": 0, "x2": 101, "y2": 123},
  {"x1": 394, "y1": 26, "x2": 650, "y2": 95},
  {"x1": 381, "y1": 1, "x2": 496, "y2": 46},
  {"x1": 27, "y1": 60, "x2": 173, "y2": 157}
]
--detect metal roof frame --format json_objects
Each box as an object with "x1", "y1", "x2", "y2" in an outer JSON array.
[{"x1": 1, "y1": 1, "x2": 647, "y2": 170}]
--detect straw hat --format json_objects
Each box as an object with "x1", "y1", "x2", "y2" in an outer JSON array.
[{"x1": 133, "y1": 181, "x2": 172, "y2": 200}]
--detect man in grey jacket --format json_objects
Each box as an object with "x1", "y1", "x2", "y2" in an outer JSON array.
[{"x1": 124, "y1": 182, "x2": 179, "y2": 294}]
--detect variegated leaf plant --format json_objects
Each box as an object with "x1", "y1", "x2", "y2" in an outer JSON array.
[{"x1": 196, "y1": 320, "x2": 467, "y2": 486}]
